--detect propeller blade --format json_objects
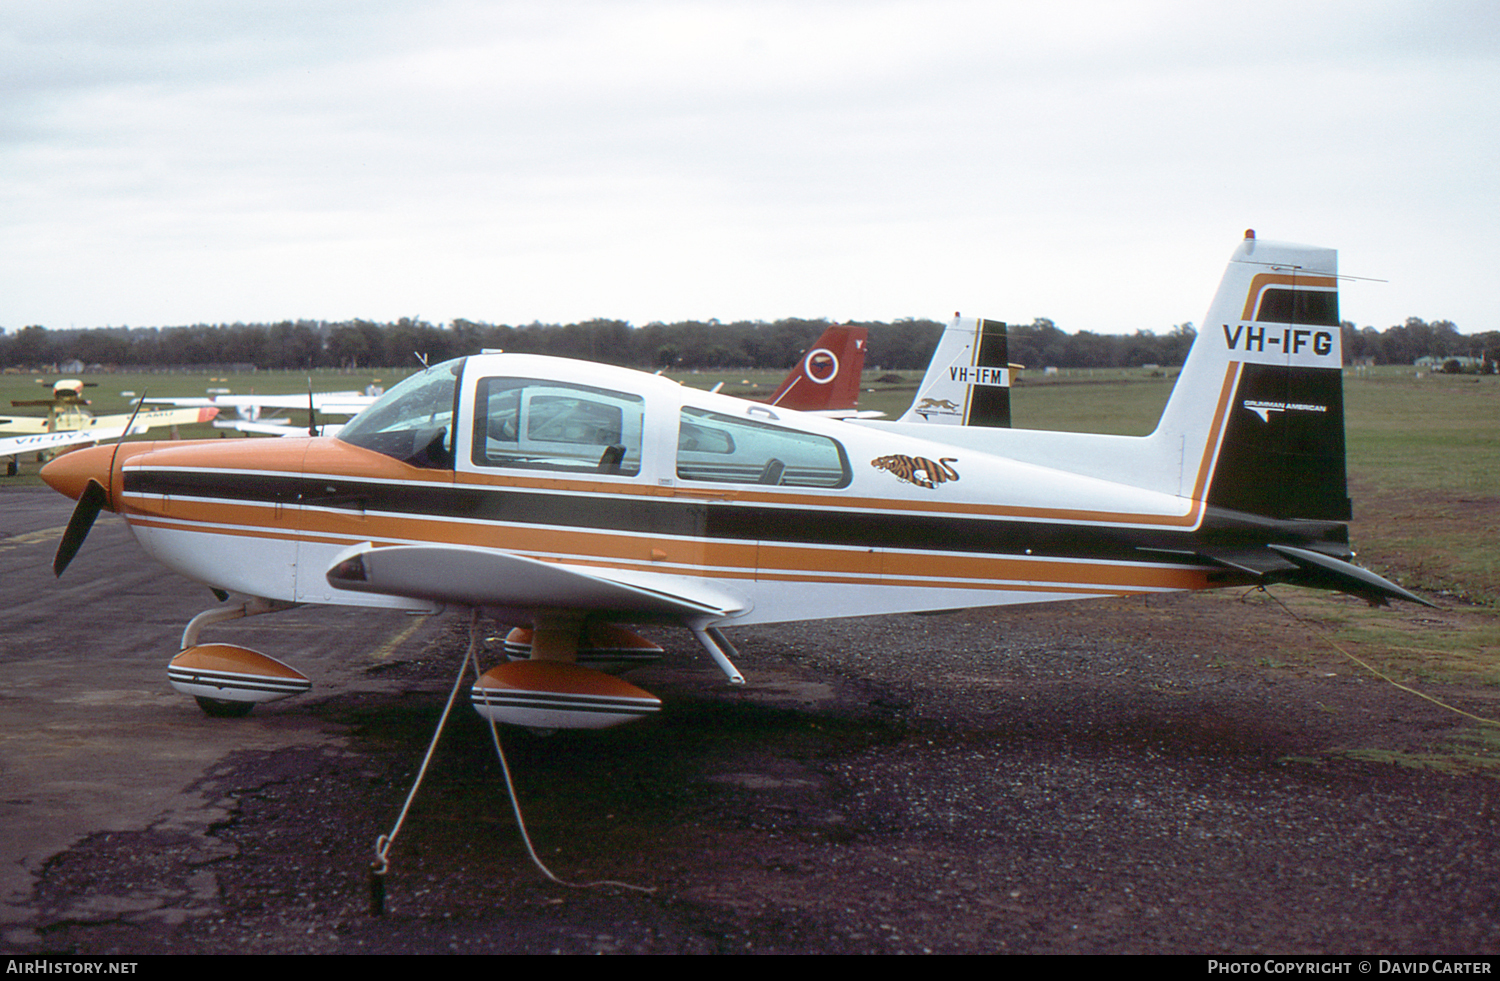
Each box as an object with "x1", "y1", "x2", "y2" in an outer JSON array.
[
  {"x1": 53, "y1": 389, "x2": 147, "y2": 577},
  {"x1": 54, "y1": 478, "x2": 107, "y2": 577}
]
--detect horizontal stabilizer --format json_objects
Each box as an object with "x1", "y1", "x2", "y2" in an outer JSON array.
[
  {"x1": 1138, "y1": 545, "x2": 1299, "y2": 578},
  {"x1": 326, "y1": 543, "x2": 751, "y2": 619},
  {"x1": 1140, "y1": 542, "x2": 1433, "y2": 607},
  {"x1": 1267, "y1": 544, "x2": 1435, "y2": 608}
]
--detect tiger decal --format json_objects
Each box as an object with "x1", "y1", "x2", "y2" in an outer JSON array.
[{"x1": 870, "y1": 454, "x2": 960, "y2": 490}]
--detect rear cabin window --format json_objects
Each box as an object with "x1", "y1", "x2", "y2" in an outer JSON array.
[
  {"x1": 472, "y1": 378, "x2": 643, "y2": 476},
  {"x1": 676, "y1": 407, "x2": 850, "y2": 488},
  {"x1": 1255, "y1": 288, "x2": 1339, "y2": 326}
]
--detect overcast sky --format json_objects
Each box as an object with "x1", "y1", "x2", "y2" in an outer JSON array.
[{"x1": 3, "y1": 1, "x2": 1496, "y2": 337}]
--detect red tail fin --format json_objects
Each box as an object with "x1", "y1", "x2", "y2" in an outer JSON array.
[{"x1": 764, "y1": 325, "x2": 867, "y2": 412}]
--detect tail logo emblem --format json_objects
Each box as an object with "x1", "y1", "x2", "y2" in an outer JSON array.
[
  {"x1": 804, "y1": 348, "x2": 839, "y2": 384},
  {"x1": 914, "y1": 397, "x2": 961, "y2": 416}
]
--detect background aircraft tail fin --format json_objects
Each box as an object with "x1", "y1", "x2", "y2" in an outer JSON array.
[
  {"x1": 897, "y1": 316, "x2": 1012, "y2": 428},
  {"x1": 766, "y1": 325, "x2": 867, "y2": 412},
  {"x1": 1158, "y1": 230, "x2": 1350, "y2": 521}
]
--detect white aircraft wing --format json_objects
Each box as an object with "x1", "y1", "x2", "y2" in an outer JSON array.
[
  {"x1": 0, "y1": 423, "x2": 141, "y2": 459},
  {"x1": 809, "y1": 408, "x2": 886, "y2": 420},
  {"x1": 88, "y1": 407, "x2": 219, "y2": 430},
  {"x1": 0, "y1": 416, "x2": 53, "y2": 434},
  {"x1": 147, "y1": 392, "x2": 375, "y2": 415},
  {"x1": 212, "y1": 419, "x2": 348, "y2": 438},
  {"x1": 213, "y1": 419, "x2": 297, "y2": 436},
  {"x1": 325, "y1": 543, "x2": 752, "y2": 620}
]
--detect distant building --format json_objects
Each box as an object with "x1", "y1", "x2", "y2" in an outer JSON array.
[{"x1": 1415, "y1": 355, "x2": 1484, "y2": 372}]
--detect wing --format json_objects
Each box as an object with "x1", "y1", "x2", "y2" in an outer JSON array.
[
  {"x1": 146, "y1": 393, "x2": 373, "y2": 414},
  {"x1": 87, "y1": 407, "x2": 219, "y2": 430},
  {"x1": 0, "y1": 416, "x2": 53, "y2": 434},
  {"x1": 0, "y1": 424, "x2": 135, "y2": 458},
  {"x1": 805, "y1": 408, "x2": 886, "y2": 420},
  {"x1": 324, "y1": 543, "x2": 751, "y2": 621},
  {"x1": 211, "y1": 419, "x2": 346, "y2": 437}
]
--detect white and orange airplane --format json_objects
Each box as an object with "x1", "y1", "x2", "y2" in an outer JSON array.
[{"x1": 41, "y1": 232, "x2": 1428, "y2": 726}]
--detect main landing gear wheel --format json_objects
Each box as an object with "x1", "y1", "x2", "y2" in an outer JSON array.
[{"x1": 194, "y1": 696, "x2": 256, "y2": 718}]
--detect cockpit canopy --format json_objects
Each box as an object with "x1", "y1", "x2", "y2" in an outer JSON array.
[
  {"x1": 337, "y1": 358, "x2": 460, "y2": 467},
  {"x1": 337, "y1": 353, "x2": 852, "y2": 487}
]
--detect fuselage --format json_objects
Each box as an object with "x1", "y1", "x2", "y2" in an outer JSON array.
[{"x1": 42, "y1": 353, "x2": 1347, "y2": 628}]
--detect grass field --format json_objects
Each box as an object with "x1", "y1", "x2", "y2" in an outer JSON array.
[{"x1": 6, "y1": 362, "x2": 1496, "y2": 605}]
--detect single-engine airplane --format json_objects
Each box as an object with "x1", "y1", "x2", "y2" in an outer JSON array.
[
  {"x1": 704, "y1": 323, "x2": 878, "y2": 419},
  {"x1": 899, "y1": 316, "x2": 1017, "y2": 428},
  {"x1": 759, "y1": 324, "x2": 872, "y2": 416},
  {"x1": 41, "y1": 231, "x2": 1429, "y2": 727},
  {"x1": 143, "y1": 388, "x2": 380, "y2": 438},
  {"x1": 3, "y1": 380, "x2": 219, "y2": 475},
  {"x1": 5, "y1": 379, "x2": 220, "y2": 436}
]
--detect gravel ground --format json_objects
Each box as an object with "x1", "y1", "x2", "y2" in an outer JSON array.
[{"x1": 16, "y1": 591, "x2": 1500, "y2": 955}]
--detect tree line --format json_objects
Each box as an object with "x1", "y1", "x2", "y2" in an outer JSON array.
[{"x1": 1, "y1": 316, "x2": 1492, "y2": 373}]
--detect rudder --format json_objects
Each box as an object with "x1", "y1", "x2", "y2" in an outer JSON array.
[{"x1": 1159, "y1": 231, "x2": 1350, "y2": 520}]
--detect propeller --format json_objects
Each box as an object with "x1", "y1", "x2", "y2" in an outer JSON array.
[
  {"x1": 52, "y1": 390, "x2": 147, "y2": 577},
  {"x1": 54, "y1": 479, "x2": 106, "y2": 577}
]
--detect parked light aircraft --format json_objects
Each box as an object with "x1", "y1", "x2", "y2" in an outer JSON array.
[
  {"x1": 41, "y1": 232, "x2": 1429, "y2": 726},
  {"x1": 703, "y1": 323, "x2": 878, "y2": 420},
  {"x1": 900, "y1": 317, "x2": 1017, "y2": 428},
  {"x1": 144, "y1": 389, "x2": 380, "y2": 438},
  {"x1": 143, "y1": 323, "x2": 869, "y2": 445},
  {"x1": 2, "y1": 380, "x2": 219, "y2": 475},
  {"x1": 6, "y1": 380, "x2": 206, "y2": 435},
  {"x1": 759, "y1": 324, "x2": 871, "y2": 416}
]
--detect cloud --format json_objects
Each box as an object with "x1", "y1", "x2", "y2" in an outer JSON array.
[{"x1": 1, "y1": 0, "x2": 1496, "y2": 333}]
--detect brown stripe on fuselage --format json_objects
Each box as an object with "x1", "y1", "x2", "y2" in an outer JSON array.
[
  {"x1": 126, "y1": 496, "x2": 1208, "y2": 596},
  {"x1": 167, "y1": 429, "x2": 1207, "y2": 528}
]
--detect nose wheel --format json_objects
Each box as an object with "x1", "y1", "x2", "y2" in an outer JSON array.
[
  {"x1": 169, "y1": 598, "x2": 308, "y2": 717},
  {"x1": 194, "y1": 696, "x2": 257, "y2": 718}
]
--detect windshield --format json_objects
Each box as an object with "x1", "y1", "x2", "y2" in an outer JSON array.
[{"x1": 337, "y1": 358, "x2": 461, "y2": 467}]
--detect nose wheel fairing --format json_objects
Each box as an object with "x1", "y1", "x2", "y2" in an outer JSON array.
[{"x1": 168, "y1": 643, "x2": 312, "y2": 712}]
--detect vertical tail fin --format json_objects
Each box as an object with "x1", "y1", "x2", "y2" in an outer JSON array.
[
  {"x1": 898, "y1": 316, "x2": 1013, "y2": 427},
  {"x1": 765, "y1": 325, "x2": 868, "y2": 413},
  {"x1": 1159, "y1": 231, "x2": 1350, "y2": 520}
]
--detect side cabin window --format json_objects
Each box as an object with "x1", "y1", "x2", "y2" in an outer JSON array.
[
  {"x1": 1255, "y1": 288, "x2": 1339, "y2": 326},
  {"x1": 472, "y1": 377, "x2": 644, "y2": 477},
  {"x1": 676, "y1": 407, "x2": 850, "y2": 488}
]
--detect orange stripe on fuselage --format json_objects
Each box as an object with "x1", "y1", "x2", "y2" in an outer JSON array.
[
  {"x1": 125, "y1": 495, "x2": 1211, "y2": 596},
  {"x1": 1188, "y1": 362, "x2": 1242, "y2": 504},
  {"x1": 126, "y1": 510, "x2": 1203, "y2": 598}
]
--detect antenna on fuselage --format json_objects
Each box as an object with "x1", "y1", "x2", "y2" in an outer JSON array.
[{"x1": 307, "y1": 377, "x2": 318, "y2": 437}]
